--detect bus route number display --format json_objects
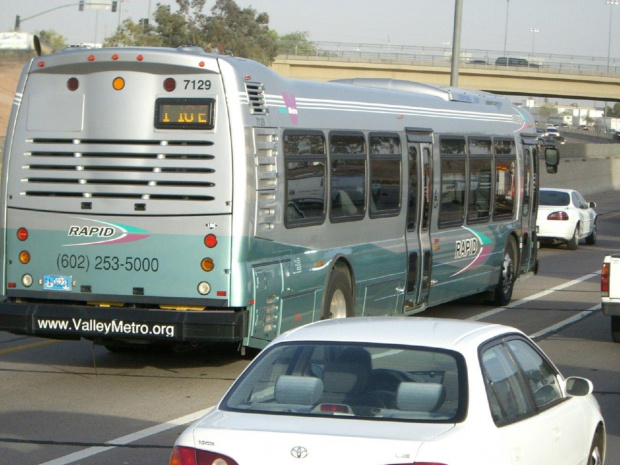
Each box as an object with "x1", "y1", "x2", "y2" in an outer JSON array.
[{"x1": 154, "y1": 98, "x2": 215, "y2": 129}]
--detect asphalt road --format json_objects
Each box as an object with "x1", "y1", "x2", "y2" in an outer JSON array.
[{"x1": 1, "y1": 190, "x2": 619, "y2": 465}]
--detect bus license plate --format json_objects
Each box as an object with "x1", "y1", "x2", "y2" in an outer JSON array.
[{"x1": 43, "y1": 275, "x2": 72, "y2": 291}]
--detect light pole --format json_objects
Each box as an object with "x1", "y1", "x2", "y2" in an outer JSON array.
[
  {"x1": 503, "y1": 0, "x2": 510, "y2": 58},
  {"x1": 530, "y1": 27, "x2": 539, "y2": 54},
  {"x1": 450, "y1": 0, "x2": 462, "y2": 87},
  {"x1": 607, "y1": 0, "x2": 618, "y2": 71}
]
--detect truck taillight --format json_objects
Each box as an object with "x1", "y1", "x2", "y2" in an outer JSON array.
[
  {"x1": 169, "y1": 446, "x2": 239, "y2": 465},
  {"x1": 602, "y1": 262, "x2": 610, "y2": 295}
]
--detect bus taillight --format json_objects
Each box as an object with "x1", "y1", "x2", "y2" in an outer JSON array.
[
  {"x1": 163, "y1": 78, "x2": 176, "y2": 92},
  {"x1": 17, "y1": 228, "x2": 28, "y2": 241},
  {"x1": 204, "y1": 234, "x2": 217, "y2": 248},
  {"x1": 67, "y1": 77, "x2": 79, "y2": 91}
]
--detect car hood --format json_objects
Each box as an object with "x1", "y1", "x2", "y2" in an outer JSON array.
[{"x1": 180, "y1": 409, "x2": 456, "y2": 464}]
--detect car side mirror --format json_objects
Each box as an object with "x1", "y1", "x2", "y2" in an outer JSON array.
[
  {"x1": 589, "y1": 201, "x2": 597, "y2": 209},
  {"x1": 565, "y1": 376, "x2": 593, "y2": 397},
  {"x1": 544, "y1": 147, "x2": 560, "y2": 174}
]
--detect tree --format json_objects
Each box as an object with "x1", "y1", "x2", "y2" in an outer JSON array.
[
  {"x1": 103, "y1": 0, "x2": 278, "y2": 65},
  {"x1": 203, "y1": 0, "x2": 277, "y2": 64},
  {"x1": 277, "y1": 32, "x2": 317, "y2": 56},
  {"x1": 605, "y1": 103, "x2": 620, "y2": 118},
  {"x1": 35, "y1": 29, "x2": 67, "y2": 52}
]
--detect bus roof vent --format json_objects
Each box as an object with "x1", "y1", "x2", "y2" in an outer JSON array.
[{"x1": 246, "y1": 82, "x2": 268, "y2": 115}]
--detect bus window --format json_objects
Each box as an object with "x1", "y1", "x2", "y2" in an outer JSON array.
[
  {"x1": 467, "y1": 138, "x2": 492, "y2": 223},
  {"x1": 369, "y1": 133, "x2": 401, "y2": 218},
  {"x1": 439, "y1": 138, "x2": 466, "y2": 228},
  {"x1": 284, "y1": 131, "x2": 327, "y2": 227},
  {"x1": 407, "y1": 146, "x2": 418, "y2": 231},
  {"x1": 330, "y1": 133, "x2": 366, "y2": 222},
  {"x1": 494, "y1": 139, "x2": 517, "y2": 220}
]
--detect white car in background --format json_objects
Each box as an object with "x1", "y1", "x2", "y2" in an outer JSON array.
[
  {"x1": 169, "y1": 317, "x2": 605, "y2": 465},
  {"x1": 537, "y1": 187, "x2": 597, "y2": 250}
]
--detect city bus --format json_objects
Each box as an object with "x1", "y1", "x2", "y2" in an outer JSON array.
[{"x1": 0, "y1": 46, "x2": 559, "y2": 353}]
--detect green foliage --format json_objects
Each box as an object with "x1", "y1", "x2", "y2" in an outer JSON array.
[
  {"x1": 277, "y1": 31, "x2": 317, "y2": 56},
  {"x1": 35, "y1": 29, "x2": 67, "y2": 52},
  {"x1": 103, "y1": 0, "x2": 280, "y2": 65},
  {"x1": 605, "y1": 103, "x2": 620, "y2": 118}
]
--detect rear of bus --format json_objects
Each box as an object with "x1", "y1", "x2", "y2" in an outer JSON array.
[{"x1": 0, "y1": 47, "x2": 246, "y2": 347}]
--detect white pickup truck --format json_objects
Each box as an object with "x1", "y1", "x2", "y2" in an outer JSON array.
[{"x1": 601, "y1": 254, "x2": 620, "y2": 342}]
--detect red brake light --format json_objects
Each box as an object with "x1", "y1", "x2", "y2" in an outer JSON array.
[
  {"x1": 67, "y1": 77, "x2": 79, "y2": 91},
  {"x1": 17, "y1": 228, "x2": 28, "y2": 241},
  {"x1": 547, "y1": 211, "x2": 569, "y2": 221},
  {"x1": 169, "y1": 446, "x2": 240, "y2": 465},
  {"x1": 602, "y1": 263, "x2": 610, "y2": 294},
  {"x1": 204, "y1": 234, "x2": 217, "y2": 248},
  {"x1": 169, "y1": 446, "x2": 197, "y2": 465},
  {"x1": 163, "y1": 77, "x2": 176, "y2": 92}
]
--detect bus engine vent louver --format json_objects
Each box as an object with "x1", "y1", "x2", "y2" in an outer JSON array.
[
  {"x1": 13, "y1": 138, "x2": 230, "y2": 216},
  {"x1": 246, "y1": 82, "x2": 268, "y2": 115}
]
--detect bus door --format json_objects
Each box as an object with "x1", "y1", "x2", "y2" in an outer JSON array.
[
  {"x1": 519, "y1": 137, "x2": 540, "y2": 274},
  {"x1": 405, "y1": 129, "x2": 433, "y2": 309}
]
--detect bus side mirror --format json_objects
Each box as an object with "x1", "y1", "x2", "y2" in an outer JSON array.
[{"x1": 544, "y1": 147, "x2": 559, "y2": 174}]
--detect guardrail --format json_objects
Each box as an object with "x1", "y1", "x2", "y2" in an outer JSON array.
[{"x1": 277, "y1": 41, "x2": 620, "y2": 77}]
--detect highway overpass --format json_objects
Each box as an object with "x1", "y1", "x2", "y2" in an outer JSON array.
[{"x1": 271, "y1": 43, "x2": 620, "y2": 102}]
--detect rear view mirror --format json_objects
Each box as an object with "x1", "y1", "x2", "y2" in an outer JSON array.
[
  {"x1": 544, "y1": 147, "x2": 560, "y2": 173},
  {"x1": 565, "y1": 376, "x2": 593, "y2": 397}
]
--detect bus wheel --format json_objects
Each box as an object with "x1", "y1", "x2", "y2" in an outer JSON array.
[
  {"x1": 612, "y1": 316, "x2": 620, "y2": 343},
  {"x1": 494, "y1": 240, "x2": 516, "y2": 306},
  {"x1": 323, "y1": 268, "x2": 353, "y2": 319}
]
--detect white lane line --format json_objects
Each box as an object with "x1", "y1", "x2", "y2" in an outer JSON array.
[
  {"x1": 529, "y1": 304, "x2": 601, "y2": 339},
  {"x1": 468, "y1": 271, "x2": 600, "y2": 321},
  {"x1": 39, "y1": 407, "x2": 212, "y2": 465},
  {"x1": 39, "y1": 271, "x2": 602, "y2": 465}
]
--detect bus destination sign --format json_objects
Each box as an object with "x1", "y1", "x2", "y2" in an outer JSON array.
[{"x1": 154, "y1": 98, "x2": 215, "y2": 129}]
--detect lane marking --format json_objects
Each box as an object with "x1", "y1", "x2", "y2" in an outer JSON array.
[
  {"x1": 529, "y1": 304, "x2": 601, "y2": 340},
  {"x1": 37, "y1": 270, "x2": 603, "y2": 465},
  {"x1": 0, "y1": 339, "x2": 60, "y2": 356},
  {"x1": 468, "y1": 271, "x2": 599, "y2": 321},
  {"x1": 39, "y1": 407, "x2": 212, "y2": 465}
]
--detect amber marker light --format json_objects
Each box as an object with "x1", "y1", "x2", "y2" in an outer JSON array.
[
  {"x1": 88, "y1": 55, "x2": 95, "y2": 62},
  {"x1": 204, "y1": 234, "x2": 217, "y2": 248},
  {"x1": 201, "y1": 258, "x2": 214, "y2": 272},
  {"x1": 112, "y1": 54, "x2": 119, "y2": 60},
  {"x1": 19, "y1": 251, "x2": 31, "y2": 264},
  {"x1": 17, "y1": 228, "x2": 28, "y2": 241},
  {"x1": 112, "y1": 77, "x2": 125, "y2": 91},
  {"x1": 136, "y1": 54, "x2": 144, "y2": 61}
]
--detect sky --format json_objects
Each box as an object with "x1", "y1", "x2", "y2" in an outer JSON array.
[{"x1": 2, "y1": 0, "x2": 619, "y2": 60}]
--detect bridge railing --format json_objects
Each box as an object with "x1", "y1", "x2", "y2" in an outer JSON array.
[{"x1": 276, "y1": 41, "x2": 620, "y2": 77}]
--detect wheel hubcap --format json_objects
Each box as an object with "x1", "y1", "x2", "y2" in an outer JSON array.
[{"x1": 329, "y1": 289, "x2": 347, "y2": 319}]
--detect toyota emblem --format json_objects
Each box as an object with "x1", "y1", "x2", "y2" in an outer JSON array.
[{"x1": 290, "y1": 446, "x2": 308, "y2": 459}]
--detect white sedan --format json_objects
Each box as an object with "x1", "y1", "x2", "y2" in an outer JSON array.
[
  {"x1": 169, "y1": 317, "x2": 605, "y2": 465},
  {"x1": 537, "y1": 187, "x2": 597, "y2": 250}
]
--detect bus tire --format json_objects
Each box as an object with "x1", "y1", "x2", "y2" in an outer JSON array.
[
  {"x1": 493, "y1": 240, "x2": 516, "y2": 306},
  {"x1": 323, "y1": 267, "x2": 353, "y2": 320}
]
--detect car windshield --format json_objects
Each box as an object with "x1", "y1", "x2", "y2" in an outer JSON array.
[
  {"x1": 540, "y1": 190, "x2": 570, "y2": 206},
  {"x1": 221, "y1": 342, "x2": 464, "y2": 422}
]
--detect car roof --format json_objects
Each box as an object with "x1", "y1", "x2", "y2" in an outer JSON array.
[
  {"x1": 272, "y1": 317, "x2": 519, "y2": 351},
  {"x1": 540, "y1": 187, "x2": 574, "y2": 194}
]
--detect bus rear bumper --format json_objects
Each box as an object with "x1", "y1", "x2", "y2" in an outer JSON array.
[{"x1": 0, "y1": 302, "x2": 247, "y2": 344}]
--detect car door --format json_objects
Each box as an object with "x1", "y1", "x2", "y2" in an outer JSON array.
[
  {"x1": 481, "y1": 344, "x2": 552, "y2": 465},
  {"x1": 571, "y1": 191, "x2": 592, "y2": 238},
  {"x1": 504, "y1": 339, "x2": 587, "y2": 464}
]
